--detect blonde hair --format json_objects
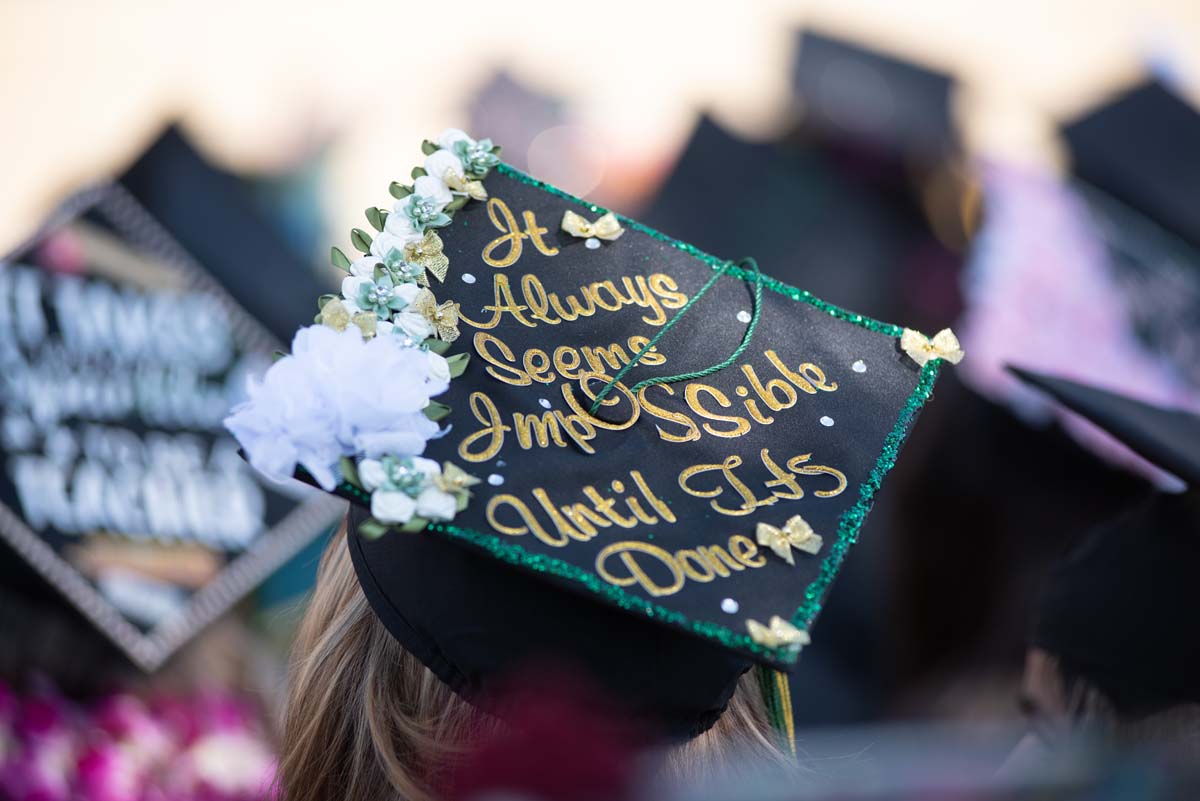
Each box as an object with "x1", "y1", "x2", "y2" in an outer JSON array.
[{"x1": 279, "y1": 525, "x2": 793, "y2": 801}]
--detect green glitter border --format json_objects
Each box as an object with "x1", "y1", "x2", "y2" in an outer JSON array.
[{"x1": 336, "y1": 163, "x2": 944, "y2": 664}]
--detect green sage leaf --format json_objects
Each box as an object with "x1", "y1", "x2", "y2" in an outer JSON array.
[{"x1": 351, "y1": 228, "x2": 373, "y2": 253}]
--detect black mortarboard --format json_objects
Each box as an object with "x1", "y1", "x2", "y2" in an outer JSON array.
[
  {"x1": 0, "y1": 145, "x2": 341, "y2": 673},
  {"x1": 792, "y1": 31, "x2": 958, "y2": 159},
  {"x1": 228, "y1": 132, "x2": 960, "y2": 737},
  {"x1": 1009, "y1": 367, "x2": 1200, "y2": 710},
  {"x1": 1063, "y1": 81, "x2": 1200, "y2": 250}
]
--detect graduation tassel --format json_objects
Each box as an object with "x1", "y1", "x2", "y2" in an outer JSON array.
[{"x1": 756, "y1": 664, "x2": 797, "y2": 758}]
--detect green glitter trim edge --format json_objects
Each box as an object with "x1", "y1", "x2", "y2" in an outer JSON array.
[{"x1": 334, "y1": 162, "x2": 945, "y2": 664}]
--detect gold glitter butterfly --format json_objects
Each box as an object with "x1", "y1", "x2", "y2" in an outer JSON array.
[
  {"x1": 436, "y1": 462, "x2": 481, "y2": 512},
  {"x1": 404, "y1": 231, "x2": 450, "y2": 283},
  {"x1": 561, "y1": 210, "x2": 624, "y2": 241},
  {"x1": 900, "y1": 327, "x2": 965, "y2": 367},
  {"x1": 756, "y1": 515, "x2": 822, "y2": 566},
  {"x1": 746, "y1": 616, "x2": 810, "y2": 650},
  {"x1": 411, "y1": 289, "x2": 460, "y2": 342},
  {"x1": 439, "y1": 167, "x2": 488, "y2": 201}
]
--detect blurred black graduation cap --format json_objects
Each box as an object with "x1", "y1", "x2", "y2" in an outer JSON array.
[
  {"x1": 119, "y1": 126, "x2": 329, "y2": 341},
  {"x1": 642, "y1": 33, "x2": 965, "y2": 337},
  {"x1": 1010, "y1": 366, "x2": 1200, "y2": 710},
  {"x1": 1064, "y1": 80, "x2": 1200, "y2": 250},
  {"x1": 0, "y1": 126, "x2": 340, "y2": 681},
  {"x1": 1061, "y1": 82, "x2": 1200, "y2": 389},
  {"x1": 791, "y1": 30, "x2": 957, "y2": 160}
]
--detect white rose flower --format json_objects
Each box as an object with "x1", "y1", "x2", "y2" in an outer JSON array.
[
  {"x1": 425, "y1": 149, "x2": 467, "y2": 185},
  {"x1": 349, "y1": 256, "x2": 383, "y2": 277},
  {"x1": 372, "y1": 229, "x2": 417, "y2": 263},
  {"x1": 371, "y1": 490, "x2": 416, "y2": 524},
  {"x1": 354, "y1": 425, "x2": 436, "y2": 459},
  {"x1": 426, "y1": 351, "x2": 451, "y2": 383},
  {"x1": 415, "y1": 486, "x2": 457, "y2": 521},
  {"x1": 412, "y1": 175, "x2": 453, "y2": 209},
  {"x1": 392, "y1": 310, "x2": 435, "y2": 341},
  {"x1": 435, "y1": 128, "x2": 472, "y2": 151},
  {"x1": 358, "y1": 458, "x2": 388, "y2": 491}
]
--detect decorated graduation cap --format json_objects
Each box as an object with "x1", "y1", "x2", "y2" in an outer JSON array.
[
  {"x1": 0, "y1": 135, "x2": 342, "y2": 673},
  {"x1": 226, "y1": 129, "x2": 961, "y2": 740},
  {"x1": 1010, "y1": 367, "x2": 1200, "y2": 711}
]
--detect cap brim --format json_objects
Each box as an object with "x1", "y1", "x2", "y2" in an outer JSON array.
[{"x1": 1007, "y1": 365, "x2": 1200, "y2": 487}]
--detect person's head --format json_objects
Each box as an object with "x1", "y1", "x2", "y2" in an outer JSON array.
[{"x1": 279, "y1": 524, "x2": 793, "y2": 801}]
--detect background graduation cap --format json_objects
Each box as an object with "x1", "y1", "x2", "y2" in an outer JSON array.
[
  {"x1": 0, "y1": 128, "x2": 342, "y2": 680},
  {"x1": 232, "y1": 134, "x2": 959, "y2": 740},
  {"x1": 1062, "y1": 81, "x2": 1200, "y2": 392},
  {"x1": 790, "y1": 30, "x2": 958, "y2": 160},
  {"x1": 1009, "y1": 366, "x2": 1200, "y2": 711}
]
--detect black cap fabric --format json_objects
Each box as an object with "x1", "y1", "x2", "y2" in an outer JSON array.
[
  {"x1": 1008, "y1": 366, "x2": 1200, "y2": 487},
  {"x1": 1063, "y1": 81, "x2": 1200, "y2": 249},
  {"x1": 1033, "y1": 490, "x2": 1200, "y2": 711}
]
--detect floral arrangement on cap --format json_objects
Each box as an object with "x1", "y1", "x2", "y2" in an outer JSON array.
[{"x1": 225, "y1": 129, "x2": 499, "y2": 537}]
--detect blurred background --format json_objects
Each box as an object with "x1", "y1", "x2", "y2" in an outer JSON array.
[{"x1": 2, "y1": 1, "x2": 1200, "y2": 799}]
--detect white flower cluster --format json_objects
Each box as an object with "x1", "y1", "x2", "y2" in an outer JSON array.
[
  {"x1": 225, "y1": 325, "x2": 449, "y2": 493},
  {"x1": 226, "y1": 129, "x2": 496, "y2": 529}
]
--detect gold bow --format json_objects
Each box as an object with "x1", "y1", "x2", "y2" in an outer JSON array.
[
  {"x1": 411, "y1": 289, "x2": 460, "y2": 342},
  {"x1": 435, "y1": 462, "x2": 480, "y2": 512},
  {"x1": 756, "y1": 515, "x2": 822, "y2": 566},
  {"x1": 404, "y1": 231, "x2": 450, "y2": 283},
  {"x1": 900, "y1": 327, "x2": 965, "y2": 367},
  {"x1": 746, "y1": 616, "x2": 810, "y2": 650},
  {"x1": 320, "y1": 298, "x2": 378, "y2": 338},
  {"x1": 440, "y1": 168, "x2": 488, "y2": 201},
  {"x1": 561, "y1": 210, "x2": 624, "y2": 241}
]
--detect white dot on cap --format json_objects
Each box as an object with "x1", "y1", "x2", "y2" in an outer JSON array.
[
  {"x1": 585, "y1": 237, "x2": 601, "y2": 249},
  {"x1": 721, "y1": 598, "x2": 740, "y2": 614},
  {"x1": 736, "y1": 310, "x2": 752, "y2": 324},
  {"x1": 852, "y1": 359, "x2": 866, "y2": 373},
  {"x1": 461, "y1": 272, "x2": 476, "y2": 284},
  {"x1": 538, "y1": 398, "x2": 551, "y2": 409},
  {"x1": 487, "y1": 474, "x2": 504, "y2": 486},
  {"x1": 820, "y1": 415, "x2": 835, "y2": 427}
]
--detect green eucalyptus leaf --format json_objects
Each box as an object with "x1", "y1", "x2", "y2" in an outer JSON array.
[
  {"x1": 400, "y1": 516, "x2": 430, "y2": 533},
  {"x1": 358, "y1": 518, "x2": 390, "y2": 539},
  {"x1": 425, "y1": 339, "x2": 452, "y2": 355},
  {"x1": 317, "y1": 293, "x2": 338, "y2": 310},
  {"x1": 490, "y1": 145, "x2": 502, "y2": 156},
  {"x1": 378, "y1": 209, "x2": 389, "y2": 227},
  {"x1": 445, "y1": 195, "x2": 469, "y2": 212},
  {"x1": 421, "y1": 140, "x2": 438, "y2": 155},
  {"x1": 272, "y1": 350, "x2": 288, "y2": 362},
  {"x1": 423, "y1": 400, "x2": 452, "y2": 421},
  {"x1": 456, "y1": 493, "x2": 470, "y2": 512},
  {"x1": 313, "y1": 313, "x2": 323, "y2": 324},
  {"x1": 389, "y1": 181, "x2": 413, "y2": 199},
  {"x1": 410, "y1": 166, "x2": 427, "y2": 180},
  {"x1": 373, "y1": 265, "x2": 387, "y2": 282},
  {"x1": 351, "y1": 228, "x2": 373, "y2": 253},
  {"x1": 365, "y1": 207, "x2": 384, "y2": 232},
  {"x1": 446, "y1": 352, "x2": 470, "y2": 378},
  {"x1": 330, "y1": 246, "x2": 352, "y2": 271},
  {"x1": 339, "y1": 456, "x2": 361, "y2": 489}
]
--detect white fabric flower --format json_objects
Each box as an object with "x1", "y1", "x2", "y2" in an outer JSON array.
[
  {"x1": 372, "y1": 229, "x2": 418, "y2": 262},
  {"x1": 435, "y1": 128, "x2": 473, "y2": 151},
  {"x1": 415, "y1": 486, "x2": 457, "y2": 521},
  {"x1": 425, "y1": 149, "x2": 467, "y2": 185},
  {"x1": 349, "y1": 256, "x2": 382, "y2": 277},
  {"x1": 391, "y1": 309, "x2": 436, "y2": 341},
  {"x1": 358, "y1": 458, "x2": 388, "y2": 491},
  {"x1": 371, "y1": 490, "x2": 416, "y2": 524},
  {"x1": 426, "y1": 351, "x2": 451, "y2": 383},
  {"x1": 224, "y1": 324, "x2": 449, "y2": 490},
  {"x1": 412, "y1": 175, "x2": 453, "y2": 208}
]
